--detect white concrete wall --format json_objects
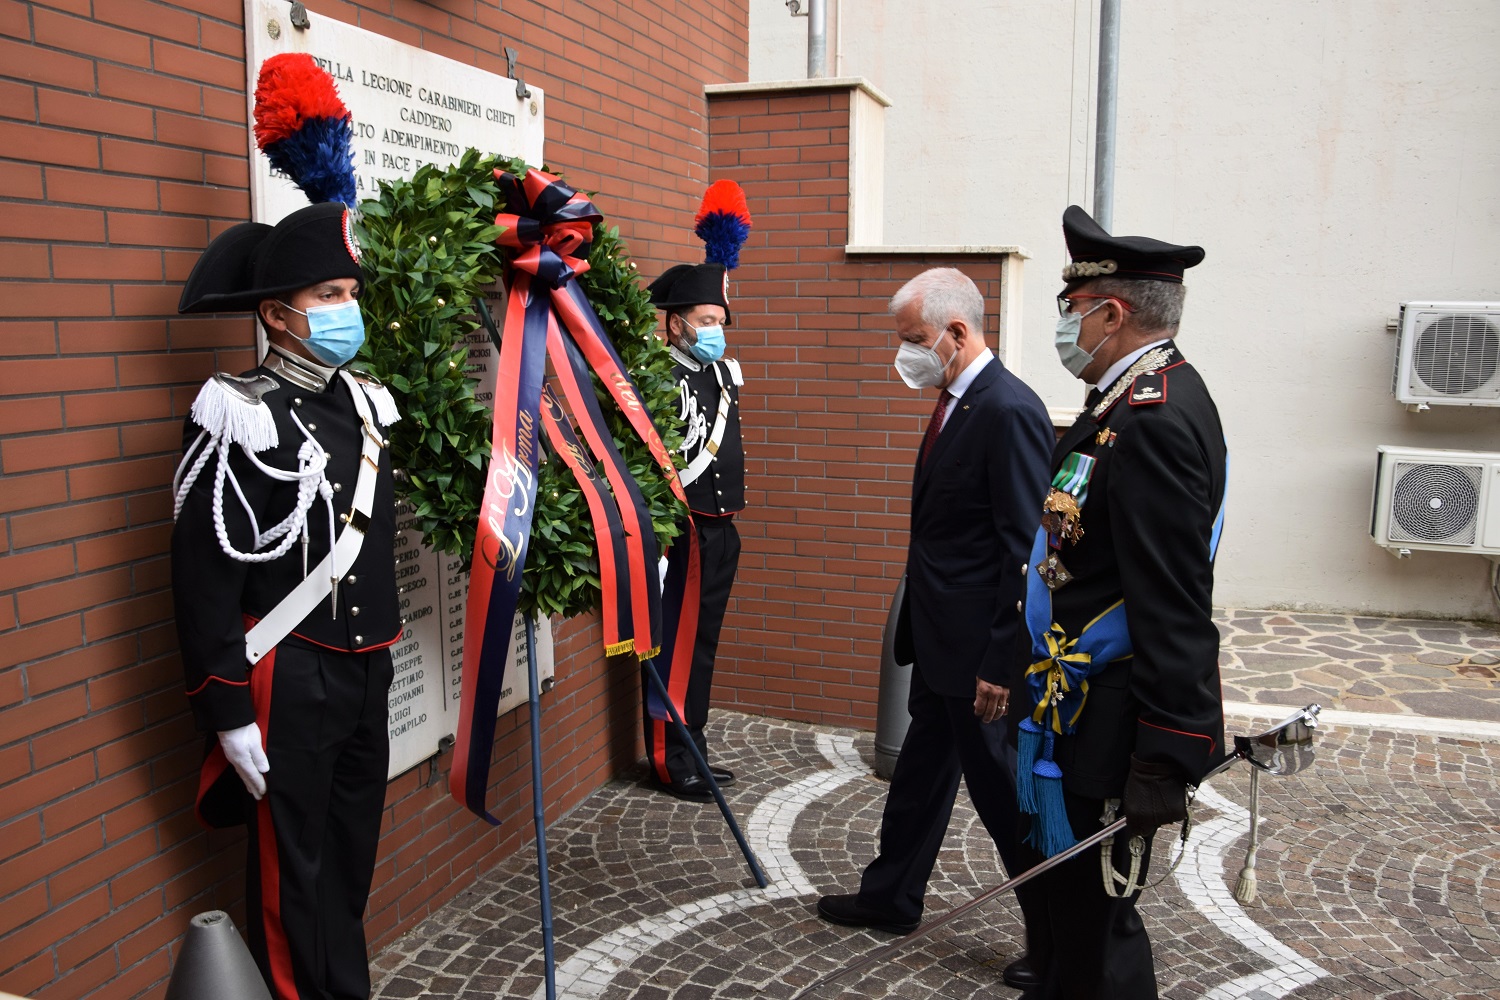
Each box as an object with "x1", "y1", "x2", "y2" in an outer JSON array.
[{"x1": 750, "y1": 0, "x2": 1500, "y2": 619}]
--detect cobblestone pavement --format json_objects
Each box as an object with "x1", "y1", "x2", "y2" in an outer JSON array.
[{"x1": 373, "y1": 610, "x2": 1500, "y2": 1000}]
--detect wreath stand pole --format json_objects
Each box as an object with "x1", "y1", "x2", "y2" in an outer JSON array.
[
  {"x1": 642, "y1": 657, "x2": 769, "y2": 888},
  {"x1": 525, "y1": 615, "x2": 557, "y2": 1000}
]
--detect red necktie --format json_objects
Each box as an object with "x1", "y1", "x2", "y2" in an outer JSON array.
[{"x1": 920, "y1": 391, "x2": 952, "y2": 468}]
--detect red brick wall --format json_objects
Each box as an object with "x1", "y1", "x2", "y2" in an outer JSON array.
[
  {"x1": 0, "y1": 2, "x2": 745, "y2": 998},
  {"x1": 705, "y1": 85, "x2": 1014, "y2": 728}
]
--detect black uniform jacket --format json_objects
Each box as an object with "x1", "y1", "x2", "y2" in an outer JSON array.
[
  {"x1": 171, "y1": 367, "x2": 400, "y2": 735},
  {"x1": 674, "y1": 355, "x2": 745, "y2": 516},
  {"x1": 1036, "y1": 341, "x2": 1227, "y2": 797},
  {"x1": 895, "y1": 357, "x2": 1053, "y2": 698}
]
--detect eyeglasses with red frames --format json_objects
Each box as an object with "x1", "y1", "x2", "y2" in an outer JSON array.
[{"x1": 1056, "y1": 292, "x2": 1135, "y2": 317}]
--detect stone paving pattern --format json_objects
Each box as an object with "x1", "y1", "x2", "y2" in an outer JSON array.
[
  {"x1": 1216, "y1": 608, "x2": 1500, "y2": 722},
  {"x1": 372, "y1": 610, "x2": 1500, "y2": 999}
]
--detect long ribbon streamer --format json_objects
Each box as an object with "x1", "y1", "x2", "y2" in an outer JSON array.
[
  {"x1": 547, "y1": 274, "x2": 705, "y2": 754},
  {"x1": 451, "y1": 270, "x2": 550, "y2": 822},
  {"x1": 545, "y1": 316, "x2": 660, "y2": 656},
  {"x1": 452, "y1": 168, "x2": 701, "y2": 820},
  {"x1": 537, "y1": 383, "x2": 635, "y2": 656}
]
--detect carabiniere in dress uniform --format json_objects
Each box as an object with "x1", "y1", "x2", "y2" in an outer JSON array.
[
  {"x1": 171, "y1": 201, "x2": 403, "y2": 1000},
  {"x1": 642, "y1": 253, "x2": 748, "y2": 802}
]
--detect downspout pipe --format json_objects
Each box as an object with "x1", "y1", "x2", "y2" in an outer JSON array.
[
  {"x1": 808, "y1": 0, "x2": 828, "y2": 78},
  {"x1": 1093, "y1": 0, "x2": 1120, "y2": 230}
]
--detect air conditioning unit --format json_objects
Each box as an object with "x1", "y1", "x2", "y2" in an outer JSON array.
[
  {"x1": 1371, "y1": 446, "x2": 1500, "y2": 557},
  {"x1": 1392, "y1": 301, "x2": 1500, "y2": 407}
]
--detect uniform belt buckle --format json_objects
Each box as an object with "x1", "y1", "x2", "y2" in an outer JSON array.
[
  {"x1": 340, "y1": 509, "x2": 370, "y2": 534},
  {"x1": 706, "y1": 440, "x2": 719, "y2": 456}
]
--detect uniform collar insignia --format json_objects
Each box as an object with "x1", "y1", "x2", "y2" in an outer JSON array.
[
  {"x1": 1091, "y1": 345, "x2": 1175, "y2": 418},
  {"x1": 264, "y1": 343, "x2": 336, "y2": 392},
  {"x1": 668, "y1": 343, "x2": 702, "y2": 371},
  {"x1": 1130, "y1": 379, "x2": 1165, "y2": 404}
]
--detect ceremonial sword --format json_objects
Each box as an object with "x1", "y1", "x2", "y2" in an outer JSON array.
[{"x1": 794, "y1": 704, "x2": 1322, "y2": 998}]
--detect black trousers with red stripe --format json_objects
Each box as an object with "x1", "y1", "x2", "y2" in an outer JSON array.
[
  {"x1": 645, "y1": 516, "x2": 741, "y2": 785},
  {"x1": 245, "y1": 639, "x2": 393, "y2": 1000}
]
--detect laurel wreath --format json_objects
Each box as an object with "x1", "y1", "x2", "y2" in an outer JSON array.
[{"x1": 355, "y1": 148, "x2": 685, "y2": 619}]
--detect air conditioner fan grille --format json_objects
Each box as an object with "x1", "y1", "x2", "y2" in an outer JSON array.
[
  {"x1": 1412, "y1": 314, "x2": 1500, "y2": 395},
  {"x1": 1389, "y1": 462, "x2": 1481, "y2": 543}
]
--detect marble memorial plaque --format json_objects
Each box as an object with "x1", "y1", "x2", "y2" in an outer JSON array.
[
  {"x1": 387, "y1": 502, "x2": 552, "y2": 779},
  {"x1": 245, "y1": 0, "x2": 544, "y2": 223}
]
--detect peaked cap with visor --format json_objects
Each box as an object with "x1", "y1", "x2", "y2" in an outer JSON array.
[{"x1": 1060, "y1": 204, "x2": 1204, "y2": 290}]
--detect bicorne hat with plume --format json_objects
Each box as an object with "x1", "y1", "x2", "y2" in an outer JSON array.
[
  {"x1": 646, "y1": 180, "x2": 752, "y2": 325},
  {"x1": 179, "y1": 53, "x2": 362, "y2": 314}
]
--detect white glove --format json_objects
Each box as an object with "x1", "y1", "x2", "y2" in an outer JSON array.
[{"x1": 218, "y1": 723, "x2": 269, "y2": 800}]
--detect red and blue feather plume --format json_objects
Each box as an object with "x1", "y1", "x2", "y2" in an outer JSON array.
[
  {"x1": 253, "y1": 53, "x2": 357, "y2": 207},
  {"x1": 694, "y1": 180, "x2": 752, "y2": 271}
]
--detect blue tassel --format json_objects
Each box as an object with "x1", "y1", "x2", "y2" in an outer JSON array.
[
  {"x1": 1016, "y1": 717, "x2": 1041, "y2": 813},
  {"x1": 263, "y1": 116, "x2": 357, "y2": 207},
  {"x1": 1024, "y1": 730, "x2": 1076, "y2": 857}
]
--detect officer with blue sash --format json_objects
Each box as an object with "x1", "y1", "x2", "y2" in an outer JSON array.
[{"x1": 1012, "y1": 206, "x2": 1228, "y2": 999}]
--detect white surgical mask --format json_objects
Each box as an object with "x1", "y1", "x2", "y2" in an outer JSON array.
[
  {"x1": 893, "y1": 328, "x2": 954, "y2": 389},
  {"x1": 1053, "y1": 301, "x2": 1111, "y2": 378}
]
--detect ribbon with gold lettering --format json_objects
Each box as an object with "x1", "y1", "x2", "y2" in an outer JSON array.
[
  {"x1": 543, "y1": 261, "x2": 705, "y2": 762},
  {"x1": 516, "y1": 169, "x2": 704, "y2": 746},
  {"x1": 536, "y1": 383, "x2": 636, "y2": 655},
  {"x1": 545, "y1": 315, "x2": 660, "y2": 655},
  {"x1": 452, "y1": 168, "x2": 698, "y2": 821},
  {"x1": 452, "y1": 261, "x2": 551, "y2": 821}
]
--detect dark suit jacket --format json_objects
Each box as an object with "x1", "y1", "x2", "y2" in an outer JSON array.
[
  {"x1": 894, "y1": 356, "x2": 1053, "y2": 698},
  {"x1": 1039, "y1": 341, "x2": 1228, "y2": 796}
]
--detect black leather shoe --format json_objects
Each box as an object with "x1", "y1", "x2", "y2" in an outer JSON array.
[
  {"x1": 652, "y1": 773, "x2": 714, "y2": 801},
  {"x1": 1002, "y1": 957, "x2": 1039, "y2": 990},
  {"x1": 815, "y1": 894, "x2": 919, "y2": 935},
  {"x1": 710, "y1": 766, "x2": 736, "y2": 787}
]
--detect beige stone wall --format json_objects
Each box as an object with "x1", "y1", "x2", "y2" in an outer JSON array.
[{"x1": 751, "y1": 0, "x2": 1500, "y2": 619}]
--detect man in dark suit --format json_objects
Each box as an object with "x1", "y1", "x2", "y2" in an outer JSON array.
[
  {"x1": 817, "y1": 267, "x2": 1052, "y2": 989},
  {"x1": 1012, "y1": 206, "x2": 1227, "y2": 999}
]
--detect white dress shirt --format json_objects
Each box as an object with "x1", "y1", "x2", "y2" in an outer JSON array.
[{"x1": 940, "y1": 348, "x2": 995, "y2": 431}]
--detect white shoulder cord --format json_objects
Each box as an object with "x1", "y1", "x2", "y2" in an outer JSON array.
[
  {"x1": 172, "y1": 430, "x2": 213, "y2": 520},
  {"x1": 172, "y1": 410, "x2": 335, "y2": 577}
]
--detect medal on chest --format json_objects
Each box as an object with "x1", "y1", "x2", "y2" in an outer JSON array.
[{"x1": 1039, "y1": 449, "x2": 1097, "y2": 590}]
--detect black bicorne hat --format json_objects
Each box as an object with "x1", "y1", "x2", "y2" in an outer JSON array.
[
  {"x1": 178, "y1": 202, "x2": 364, "y2": 314},
  {"x1": 1061, "y1": 205, "x2": 1204, "y2": 287},
  {"x1": 647, "y1": 262, "x2": 732, "y2": 326}
]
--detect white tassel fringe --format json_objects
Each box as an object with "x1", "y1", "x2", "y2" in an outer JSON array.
[
  {"x1": 190, "y1": 378, "x2": 278, "y2": 452},
  {"x1": 362, "y1": 381, "x2": 401, "y2": 426}
]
